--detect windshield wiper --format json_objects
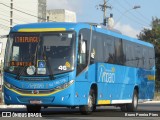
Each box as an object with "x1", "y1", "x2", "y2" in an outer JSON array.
[
  {"x1": 43, "y1": 50, "x2": 54, "y2": 80},
  {"x1": 16, "y1": 43, "x2": 39, "y2": 80},
  {"x1": 15, "y1": 54, "x2": 37, "y2": 80}
]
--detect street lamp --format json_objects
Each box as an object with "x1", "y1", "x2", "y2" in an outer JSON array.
[
  {"x1": 133, "y1": 5, "x2": 141, "y2": 9},
  {"x1": 114, "y1": 5, "x2": 141, "y2": 26}
]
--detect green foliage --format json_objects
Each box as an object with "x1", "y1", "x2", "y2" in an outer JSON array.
[
  {"x1": 138, "y1": 17, "x2": 160, "y2": 54},
  {"x1": 137, "y1": 17, "x2": 160, "y2": 84}
]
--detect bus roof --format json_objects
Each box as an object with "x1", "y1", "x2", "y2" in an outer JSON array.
[{"x1": 11, "y1": 22, "x2": 154, "y2": 48}]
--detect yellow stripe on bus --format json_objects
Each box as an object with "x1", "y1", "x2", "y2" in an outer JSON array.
[
  {"x1": 18, "y1": 28, "x2": 66, "y2": 32},
  {"x1": 4, "y1": 82, "x2": 73, "y2": 97},
  {"x1": 98, "y1": 100, "x2": 111, "y2": 105},
  {"x1": 4, "y1": 85, "x2": 61, "y2": 96},
  {"x1": 148, "y1": 75, "x2": 155, "y2": 80}
]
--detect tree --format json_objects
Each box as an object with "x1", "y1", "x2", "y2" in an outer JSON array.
[
  {"x1": 138, "y1": 17, "x2": 160, "y2": 54},
  {"x1": 137, "y1": 17, "x2": 160, "y2": 90}
]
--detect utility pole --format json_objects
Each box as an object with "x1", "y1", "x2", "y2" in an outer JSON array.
[
  {"x1": 98, "y1": 0, "x2": 111, "y2": 26},
  {"x1": 10, "y1": 0, "x2": 13, "y2": 29}
]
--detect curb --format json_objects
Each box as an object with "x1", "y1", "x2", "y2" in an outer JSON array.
[
  {"x1": 0, "y1": 101, "x2": 159, "y2": 109},
  {"x1": 141, "y1": 101, "x2": 160, "y2": 104},
  {"x1": 0, "y1": 105, "x2": 26, "y2": 109}
]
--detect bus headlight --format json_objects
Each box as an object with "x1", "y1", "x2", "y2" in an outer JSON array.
[{"x1": 55, "y1": 80, "x2": 74, "y2": 90}]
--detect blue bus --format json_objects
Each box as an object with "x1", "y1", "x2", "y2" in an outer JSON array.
[{"x1": 3, "y1": 22, "x2": 155, "y2": 114}]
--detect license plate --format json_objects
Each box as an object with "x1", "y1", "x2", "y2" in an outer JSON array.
[{"x1": 30, "y1": 100, "x2": 42, "y2": 104}]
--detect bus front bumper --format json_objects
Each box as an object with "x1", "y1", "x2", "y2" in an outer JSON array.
[{"x1": 4, "y1": 82, "x2": 75, "y2": 106}]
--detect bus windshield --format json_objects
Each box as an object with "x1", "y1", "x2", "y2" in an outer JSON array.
[{"x1": 4, "y1": 31, "x2": 75, "y2": 77}]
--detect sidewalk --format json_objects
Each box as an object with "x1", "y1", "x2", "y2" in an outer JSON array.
[
  {"x1": 143, "y1": 100, "x2": 160, "y2": 104},
  {"x1": 0, "y1": 101, "x2": 160, "y2": 109},
  {"x1": 0, "y1": 105, "x2": 26, "y2": 109}
]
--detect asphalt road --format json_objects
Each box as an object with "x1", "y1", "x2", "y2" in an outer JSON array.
[{"x1": 0, "y1": 102, "x2": 160, "y2": 120}]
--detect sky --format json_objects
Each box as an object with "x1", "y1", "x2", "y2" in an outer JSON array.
[{"x1": 47, "y1": 0, "x2": 160, "y2": 38}]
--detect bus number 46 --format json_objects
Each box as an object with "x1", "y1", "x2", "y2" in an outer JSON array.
[{"x1": 58, "y1": 65, "x2": 67, "y2": 71}]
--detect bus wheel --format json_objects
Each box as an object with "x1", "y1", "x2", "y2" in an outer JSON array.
[
  {"x1": 79, "y1": 89, "x2": 96, "y2": 115},
  {"x1": 27, "y1": 105, "x2": 41, "y2": 113},
  {"x1": 126, "y1": 89, "x2": 138, "y2": 112}
]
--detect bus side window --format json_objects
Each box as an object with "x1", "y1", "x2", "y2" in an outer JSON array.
[
  {"x1": 94, "y1": 33, "x2": 104, "y2": 62},
  {"x1": 77, "y1": 29, "x2": 90, "y2": 75},
  {"x1": 126, "y1": 42, "x2": 135, "y2": 67},
  {"x1": 104, "y1": 41, "x2": 109, "y2": 63},
  {"x1": 106, "y1": 36, "x2": 115, "y2": 63},
  {"x1": 149, "y1": 48, "x2": 155, "y2": 69},
  {"x1": 142, "y1": 47, "x2": 146, "y2": 69},
  {"x1": 135, "y1": 45, "x2": 140, "y2": 68},
  {"x1": 78, "y1": 40, "x2": 87, "y2": 65},
  {"x1": 125, "y1": 42, "x2": 130, "y2": 66},
  {"x1": 90, "y1": 34, "x2": 97, "y2": 63},
  {"x1": 122, "y1": 40, "x2": 127, "y2": 65},
  {"x1": 115, "y1": 38, "x2": 124, "y2": 65},
  {"x1": 139, "y1": 45, "x2": 144, "y2": 68},
  {"x1": 144, "y1": 47, "x2": 149, "y2": 69}
]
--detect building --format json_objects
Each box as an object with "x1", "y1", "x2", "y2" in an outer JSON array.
[
  {"x1": 0, "y1": 0, "x2": 46, "y2": 89},
  {"x1": 0, "y1": 0, "x2": 46, "y2": 63},
  {"x1": 47, "y1": 9, "x2": 76, "y2": 22}
]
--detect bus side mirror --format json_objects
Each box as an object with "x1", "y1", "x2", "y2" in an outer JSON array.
[
  {"x1": 80, "y1": 41, "x2": 86, "y2": 54},
  {"x1": 0, "y1": 35, "x2": 8, "y2": 55},
  {"x1": 79, "y1": 33, "x2": 83, "y2": 42},
  {"x1": 79, "y1": 34, "x2": 86, "y2": 54},
  {"x1": 0, "y1": 42, "x2": 2, "y2": 55}
]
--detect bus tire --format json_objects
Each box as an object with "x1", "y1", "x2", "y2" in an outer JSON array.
[
  {"x1": 27, "y1": 105, "x2": 41, "y2": 113},
  {"x1": 79, "y1": 89, "x2": 96, "y2": 115},
  {"x1": 126, "y1": 89, "x2": 138, "y2": 112}
]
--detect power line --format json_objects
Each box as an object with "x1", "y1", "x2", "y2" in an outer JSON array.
[
  {"x1": 0, "y1": 25, "x2": 10, "y2": 29},
  {"x1": 113, "y1": 6, "x2": 149, "y2": 27},
  {"x1": 0, "y1": 18, "x2": 10, "y2": 22},
  {"x1": 114, "y1": 0, "x2": 150, "y2": 27},
  {"x1": 118, "y1": 1, "x2": 148, "y2": 25},
  {"x1": 0, "y1": 24, "x2": 10, "y2": 31},
  {"x1": 0, "y1": 10, "x2": 30, "y2": 24},
  {"x1": 0, "y1": 16, "x2": 19, "y2": 25},
  {"x1": 0, "y1": 9, "x2": 46, "y2": 25},
  {"x1": 0, "y1": 2, "x2": 47, "y2": 22},
  {"x1": 0, "y1": 23, "x2": 10, "y2": 28},
  {"x1": 123, "y1": 0, "x2": 151, "y2": 25},
  {"x1": 10, "y1": 2, "x2": 38, "y2": 14}
]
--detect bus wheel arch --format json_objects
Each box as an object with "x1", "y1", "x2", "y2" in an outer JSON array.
[
  {"x1": 126, "y1": 86, "x2": 139, "y2": 112},
  {"x1": 134, "y1": 86, "x2": 139, "y2": 96},
  {"x1": 79, "y1": 83, "x2": 97, "y2": 114},
  {"x1": 121, "y1": 86, "x2": 139, "y2": 112},
  {"x1": 91, "y1": 83, "x2": 97, "y2": 111}
]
